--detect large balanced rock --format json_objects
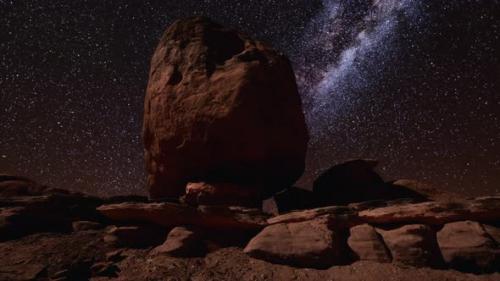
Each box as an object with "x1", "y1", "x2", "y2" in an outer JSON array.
[{"x1": 143, "y1": 17, "x2": 308, "y2": 199}]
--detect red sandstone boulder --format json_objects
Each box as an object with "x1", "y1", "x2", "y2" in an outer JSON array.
[
  {"x1": 377, "y1": 224, "x2": 443, "y2": 267},
  {"x1": 244, "y1": 217, "x2": 341, "y2": 268},
  {"x1": 437, "y1": 221, "x2": 500, "y2": 273},
  {"x1": 347, "y1": 224, "x2": 391, "y2": 263},
  {"x1": 152, "y1": 226, "x2": 203, "y2": 257},
  {"x1": 183, "y1": 182, "x2": 261, "y2": 207},
  {"x1": 143, "y1": 17, "x2": 308, "y2": 199}
]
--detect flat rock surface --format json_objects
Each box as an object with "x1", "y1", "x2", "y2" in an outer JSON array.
[
  {"x1": 359, "y1": 197, "x2": 500, "y2": 225},
  {"x1": 97, "y1": 202, "x2": 268, "y2": 230},
  {"x1": 1, "y1": 231, "x2": 499, "y2": 281},
  {"x1": 267, "y1": 205, "x2": 355, "y2": 225}
]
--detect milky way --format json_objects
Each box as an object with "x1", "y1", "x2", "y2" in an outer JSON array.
[
  {"x1": 1, "y1": 0, "x2": 499, "y2": 196},
  {"x1": 299, "y1": 0, "x2": 423, "y2": 135}
]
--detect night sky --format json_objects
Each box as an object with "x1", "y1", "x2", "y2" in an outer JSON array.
[{"x1": 1, "y1": 0, "x2": 499, "y2": 196}]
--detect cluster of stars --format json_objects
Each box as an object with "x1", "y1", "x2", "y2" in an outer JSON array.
[{"x1": 1, "y1": 0, "x2": 499, "y2": 196}]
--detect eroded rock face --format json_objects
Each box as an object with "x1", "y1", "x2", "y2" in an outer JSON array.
[
  {"x1": 437, "y1": 221, "x2": 500, "y2": 273},
  {"x1": 152, "y1": 226, "x2": 203, "y2": 257},
  {"x1": 244, "y1": 217, "x2": 341, "y2": 268},
  {"x1": 143, "y1": 17, "x2": 308, "y2": 199},
  {"x1": 377, "y1": 224, "x2": 443, "y2": 267},
  {"x1": 347, "y1": 224, "x2": 391, "y2": 263}
]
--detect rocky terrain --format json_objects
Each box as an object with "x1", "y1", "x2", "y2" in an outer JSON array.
[{"x1": 1, "y1": 17, "x2": 499, "y2": 280}]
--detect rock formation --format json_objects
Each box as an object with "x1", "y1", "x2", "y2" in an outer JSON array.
[
  {"x1": 2, "y1": 17, "x2": 500, "y2": 280},
  {"x1": 143, "y1": 17, "x2": 309, "y2": 200}
]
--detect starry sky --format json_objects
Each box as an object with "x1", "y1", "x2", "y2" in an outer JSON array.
[{"x1": 1, "y1": 0, "x2": 499, "y2": 196}]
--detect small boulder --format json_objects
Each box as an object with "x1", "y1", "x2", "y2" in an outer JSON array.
[
  {"x1": 377, "y1": 224, "x2": 443, "y2": 267},
  {"x1": 244, "y1": 217, "x2": 341, "y2": 268},
  {"x1": 183, "y1": 182, "x2": 261, "y2": 207},
  {"x1": 152, "y1": 226, "x2": 203, "y2": 257},
  {"x1": 437, "y1": 221, "x2": 500, "y2": 273},
  {"x1": 347, "y1": 224, "x2": 391, "y2": 262},
  {"x1": 72, "y1": 221, "x2": 103, "y2": 232},
  {"x1": 104, "y1": 225, "x2": 166, "y2": 248}
]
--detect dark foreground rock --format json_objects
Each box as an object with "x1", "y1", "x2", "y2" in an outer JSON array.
[
  {"x1": 1, "y1": 176, "x2": 500, "y2": 276},
  {"x1": 312, "y1": 160, "x2": 429, "y2": 206},
  {"x1": 143, "y1": 17, "x2": 308, "y2": 199},
  {"x1": 1, "y1": 231, "x2": 499, "y2": 281}
]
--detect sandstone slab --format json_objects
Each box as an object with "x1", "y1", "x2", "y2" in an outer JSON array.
[
  {"x1": 359, "y1": 197, "x2": 500, "y2": 225},
  {"x1": 267, "y1": 205, "x2": 356, "y2": 226},
  {"x1": 97, "y1": 202, "x2": 268, "y2": 231}
]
